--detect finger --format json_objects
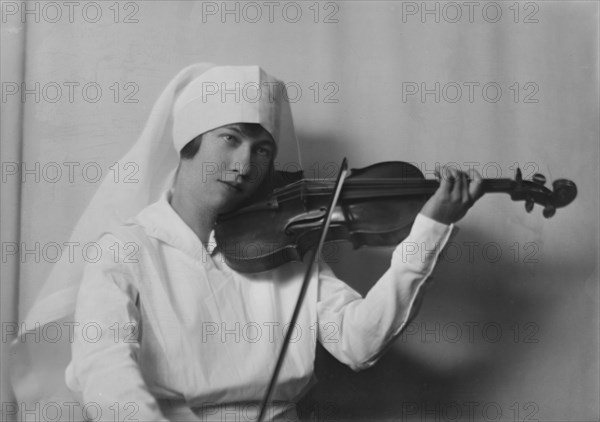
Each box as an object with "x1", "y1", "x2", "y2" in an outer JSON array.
[
  {"x1": 449, "y1": 168, "x2": 462, "y2": 201},
  {"x1": 461, "y1": 171, "x2": 470, "y2": 204},
  {"x1": 439, "y1": 166, "x2": 454, "y2": 194},
  {"x1": 469, "y1": 170, "x2": 484, "y2": 201}
]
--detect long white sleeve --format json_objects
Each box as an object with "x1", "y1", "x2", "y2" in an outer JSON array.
[
  {"x1": 317, "y1": 214, "x2": 453, "y2": 371},
  {"x1": 65, "y1": 234, "x2": 169, "y2": 422}
]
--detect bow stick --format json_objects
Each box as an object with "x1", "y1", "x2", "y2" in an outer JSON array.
[{"x1": 257, "y1": 158, "x2": 349, "y2": 422}]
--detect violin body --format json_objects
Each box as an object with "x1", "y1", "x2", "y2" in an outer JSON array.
[{"x1": 217, "y1": 162, "x2": 439, "y2": 273}]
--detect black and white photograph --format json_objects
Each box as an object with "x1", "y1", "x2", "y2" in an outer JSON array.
[{"x1": 1, "y1": 1, "x2": 598, "y2": 421}]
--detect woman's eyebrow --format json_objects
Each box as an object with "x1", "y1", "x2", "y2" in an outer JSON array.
[
  {"x1": 257, "y1": 139, "x2": 275, "y2": 148},
  {"x1": 223, "y1": 125, "x2": 274, "y2": 144},
  {"x1": 222, "y1": 125, "x2": 259, "y2": 138},
  {"x1": 221, "y1": 126, "x2": 243, "y2": 134}
]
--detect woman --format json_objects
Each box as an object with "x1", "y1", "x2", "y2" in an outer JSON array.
[{"x1": 17, "y1": 64, "x2": 482, "y2": 422}]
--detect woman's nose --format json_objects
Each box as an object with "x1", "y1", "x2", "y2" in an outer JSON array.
[{"x1": 231, "y1": 145, "x2": 253, "y2": 177}]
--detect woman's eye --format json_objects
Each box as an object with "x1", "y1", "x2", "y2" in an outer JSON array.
[
  {"x1": 257, "y1": 147, "x2": 272, "y2": 158},
  {"x1": 223, "y1": 134, "x2": 236, "y2": 144}
]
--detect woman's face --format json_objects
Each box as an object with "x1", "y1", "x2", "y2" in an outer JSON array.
[{"x1": 177, "y1": 123, "x2": 275, "y2": 214}]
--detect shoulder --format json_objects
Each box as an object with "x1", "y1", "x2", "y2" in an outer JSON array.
[
  {"x1": 81, "y1": 222, "x2": 155, "y2": 285},
  {"x1": 96, "y1": 220, "x2": 157, "y2": 257}
]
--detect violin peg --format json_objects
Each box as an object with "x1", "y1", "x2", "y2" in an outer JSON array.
[
  {"x1": 515, "y1": 168, "x2": 523, "y2": 184},
  {"x1": 543, "y1": 204, "x2": 556, "y2": 218},
  {"x1": 525, "y1": 198, "x2": 534, "y2": 213},
  {"x1": 532, "y1": 173, "x2": 546, "y2": 185}
]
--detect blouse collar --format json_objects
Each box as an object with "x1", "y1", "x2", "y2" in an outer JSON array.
[{"x1": 132, "y1": 189, "x2": 217, "y2": 262}]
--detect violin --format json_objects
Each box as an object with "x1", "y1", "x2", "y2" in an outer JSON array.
[{"x1": 215, "y1": 161, "x2": 577, "y2": 273}]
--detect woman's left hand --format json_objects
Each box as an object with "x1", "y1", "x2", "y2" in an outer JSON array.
[{"x1": 420, "y1": 166, "x2": 484, "y2": 225}]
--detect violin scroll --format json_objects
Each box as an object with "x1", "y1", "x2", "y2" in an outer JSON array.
[
  {"x1": 552, "y1": 179, "x2": 578, "y2": 208},
  {"x1": 509, "y1": 168, "x2": 577, "y2": 218}
]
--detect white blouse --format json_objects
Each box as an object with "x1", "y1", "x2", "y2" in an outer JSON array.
[{"x1": 65, "y1": 191, "x2": 452, "y2": 421}]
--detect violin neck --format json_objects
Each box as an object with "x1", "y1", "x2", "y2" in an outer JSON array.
[
  {"x1": 339, "y1": 178, "x2": 515, "y2": 199},
  {"x1": 480, "y1": 179, "x2": 517, "y2": 194}
]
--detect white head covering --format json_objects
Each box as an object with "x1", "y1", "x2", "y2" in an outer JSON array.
[
  {"x1": 172, "y1": 65, "x2": 300, "y2": 168},
  {"x1": 10, "y1": 63, "x2": 302, "y2": 407}
]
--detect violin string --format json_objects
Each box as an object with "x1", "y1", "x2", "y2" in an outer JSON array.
[
  {"x1": 273, "y1": 179, "x2": 440, "y2": 199},
  {"x1": 273, "y1": 178, "x2": 515, "y2": 195},
  {"x1": 271, "y1": 178, "x2": 515, "y2": 204}
]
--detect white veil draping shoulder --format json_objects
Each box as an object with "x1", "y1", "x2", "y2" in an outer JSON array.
[{"x1": 9, "y1": 63, "x2": 302, "y2": 411}]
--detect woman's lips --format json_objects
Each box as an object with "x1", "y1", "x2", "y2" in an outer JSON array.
[{"x1": 219, "y1": 180, "x2": 243, "y2": 192}]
